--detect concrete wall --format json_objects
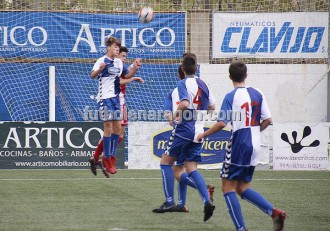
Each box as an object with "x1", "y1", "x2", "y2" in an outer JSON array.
[
  {"x1": 200, "y1": 64, "x2": 328, "y2": 123},
  {"x1": 190, "y1": 11, "x2": 210, "y2": 63}
]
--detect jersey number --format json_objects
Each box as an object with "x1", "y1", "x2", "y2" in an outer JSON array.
[
  {"x1": 193, "y1": 88, "x2": 202, "y2": 109},
  {"x1": 241, "y1": 101, "x2": 259, "y2": 126}
]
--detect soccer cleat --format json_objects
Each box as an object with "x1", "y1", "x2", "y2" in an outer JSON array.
[
  {"x1": 88, "y1": 157, "x2": 98, "y2": 176},
  {"x1": 272, "y1": 208, "x2": 286, "y2": 231},
  {"x1": 98, "y1": 159, "x2": 110, "y2": 178},
  {"x1": 204, "y1": 202, "x2": 215, "y2": 222},
  {"x1": 152, "y1": 202, "x2": 175, "y2": 213},
  {"x1": 102, "y1": 155, "x2": 117, "y2": 175},
  {"x1": 207, "y1": 184, "x2": 215, "y2": 203},
  {"x1": 109, "y1": 155, "x2": 117, "y2": 174},
  {"x1": 172, "y1": 205, "x2": 189, "y2": 212}
]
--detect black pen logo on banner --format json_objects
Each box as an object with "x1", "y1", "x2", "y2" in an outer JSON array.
[{"x1": 281, "y1": 126, "x2": 320, "y2": 153}]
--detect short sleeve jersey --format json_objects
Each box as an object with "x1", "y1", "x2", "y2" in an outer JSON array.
[
  {"x1": 175, "y1": 76, "x2": 215, "y2": 142},
  {"x1": 218, "y1": 86, "x2": 271, "y2": 166},
  {"x1": 93, "y1": 55, "x2": 123, "y2": 100}
]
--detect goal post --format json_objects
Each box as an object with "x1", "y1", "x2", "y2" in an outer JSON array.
[{"x1": 49, "y1": 66, "x2": 56, "y2": 122}]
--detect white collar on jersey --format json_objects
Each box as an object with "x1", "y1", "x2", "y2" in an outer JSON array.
[{"x1": 185, "y1": 75, "x2": 195, "y2": 78}]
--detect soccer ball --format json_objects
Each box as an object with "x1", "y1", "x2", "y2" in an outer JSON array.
[{"x1": 138, "y1": 6, "x2": 154, "y2": 23}]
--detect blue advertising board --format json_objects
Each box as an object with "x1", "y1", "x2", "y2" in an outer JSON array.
[
  {"x1": 152, "y1": 127, "x2": 231, "y2": 165},
  {"x1": 0, "y1": 12, "x2": 186, "y2": 59}
]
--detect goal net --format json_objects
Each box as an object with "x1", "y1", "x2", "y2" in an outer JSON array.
[{"x1": 0, "y1": 0, "x2": 328, "y2": 122}]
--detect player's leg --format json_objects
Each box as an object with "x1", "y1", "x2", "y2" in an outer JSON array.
[
  {"x1": 118, "y1": 125, "x2": 125, "y2": 146},
  {"x1": 152, "y1": 153, "x2": 176, "y2": 213},
  {"x1": 185, "y1": 161, "x2": 215, "y2": 222},
  {"x1": 207, "y1": 184, "x2": 215, "y2": 203},
  {"x1": 94, "y1": 139, "x2": 104, "y2": 161},
  {"x1": 89, "y1": 99, "x2": 108, "y2": 176},
  {"x1": 153, "y1": 131, "x2": 183, "y2": 213},
  {"x1": 118, "y1": 104, "x2": 127, "y2": 147},
  {"x1": 119, "y1": 104, "x2": 128, "y2": 167},
  {"x1": 102, "y1": 98, "x2": 122, "y2": 174},
  {"x1": 89, "y1": 138, "x2": 103, "y2": 175},
  {"x1": 173, "y1": 160, "x2": 215, "y2": 205},
  {"x1": 172, "y1": 165, "x2": 189, "y2": 212},
  {"x1": 99, "y1": 120, "x2": 114, "y2": 176},
  {"x1": 222, "y1": 178, "x2": 247, "y2": 231},
  {"x1": 110, "y1": 120, "x2": 121, "y2": 156},
  {"x1": 102, "y1": 120, "x2": 121, "y2": 174},
  {"x1": 237, "y1": 180, "x2": 286, "y2": 231},
  {"x1": 102, "y1": 120, "x2": 112, "y2": 158},
  {"x1": 184, "y1": 142, "x2": 214, "y2": 221}
]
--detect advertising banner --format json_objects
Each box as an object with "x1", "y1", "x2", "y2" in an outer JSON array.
[
  {"x1": 273, "y1": 123, "x2": 329, "y2": 170},
  {"x1": 212, "y1": 12, "x2": 328, "y2": 58},
  {"x1": 0, "y1": 122, "x2": 125, "y2": 169},
  {"x1": 128, "y1": 122, "x2": 231, "y2": 169},
  {"x1": 0, "y1": 12, "x2": 186, "y2": 59}
]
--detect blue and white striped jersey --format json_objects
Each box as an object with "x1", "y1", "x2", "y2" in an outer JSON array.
[
  {"x1": 219, "y1": 86, "x2": 271, "y2": 166},
  {"x1": 175, "y1": 76, "x2": 215, "y2": 142},
  {"x1": 93, "y1": 55, "x2": 125, "y2": 100},
  {"x1": 163, "y1": 87, "x2": 180, "y2": 112}
]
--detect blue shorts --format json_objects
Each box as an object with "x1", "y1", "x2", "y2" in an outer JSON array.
[
  {"x1": 173, "y1": 156, "x2": 184, "y2": 166},
  {"x1": 98, "y1": 97, "x2": 122, "y2": 121},
  {"x1": 165, "y1": 132, "x2": 202, "y2": 163},
  {"x1": 221, "y1": 163, "x2": 255, "y2": 182}
]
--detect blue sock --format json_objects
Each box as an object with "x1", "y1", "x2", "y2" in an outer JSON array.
[
  {"x1": 160, "y1": 164, "x2": 174, "y2": 205},
  {"x1": 224, "y1": 191, "x2": 246, "y2": 231},
  {"x1": 103, "y1": 136, "x2": 111, "y2": 158},
  {"x1": 180, "y1": 172, "x2": 197, "y2": 189},
  {"x1": 110, "y1": 134, "x2": 119, "y2": 156},
  {"x1": 188, "y1": 170, "x2": 210, "y2": 204},
  {"x1": 178, "y1": 174, "x2": 188, "y2": 207},
  {"x1": 241, "y1": 188, "x2": 273, "y2": 216}
]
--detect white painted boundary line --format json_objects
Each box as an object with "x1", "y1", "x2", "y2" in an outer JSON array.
[{"x1": 0, "y1": 178, "x2": 329, "y2": 181}]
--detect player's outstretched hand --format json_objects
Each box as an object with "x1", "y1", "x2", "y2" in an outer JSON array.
[
  {"x1": 132, "y1": 77, "x2": 144, "y2": 83},
  {"x1": 134, "y1": 58, "x2": 142, "y2": 69}
]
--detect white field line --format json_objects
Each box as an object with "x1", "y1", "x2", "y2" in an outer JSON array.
[{"x1": 0, "y1": 178, "x2": 329, "y2": 181}]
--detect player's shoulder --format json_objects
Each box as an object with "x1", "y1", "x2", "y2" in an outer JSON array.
[
  {"x1": 96, "y1": 55, "x2": 106, "y2": 62},
  {"x1": 114, "y1": 57, "x2": 123, "y2": 63},
  {"x1": 224, "y1": 87, "x2": 240, "y2": 101},
  {"x1": 178, "y1": 78, "x2": 187, "y2": 84},
  {"x1": 171, "y1": 87, "x2": 179, "y2": 95},
  {"x1": 195, "y1": 77, "x2": 208, "y2": 88},
  {"x1": 166, "y1": 87, "x2": 177, "y2": 96},
  {"x1": 246, "y1": 86, "x2": 265, "y2": 97}
]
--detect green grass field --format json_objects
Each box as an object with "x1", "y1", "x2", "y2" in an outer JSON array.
[{"x1": 0, "y1": 169, "x2": 329, "y2": 231}]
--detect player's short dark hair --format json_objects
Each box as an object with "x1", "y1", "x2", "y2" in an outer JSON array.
[
  {"x1": 120, "y1": 46, "x2": 128, "y2": 54},
  {"x1": 178, "y1": 65, "x2": 185, "y2": 80},
  {"x1": 182, "y1": 52, "x2": 196, "y2": 59},
  {"x1": 182, "y1": 53, "x2": 197, "y2": 75},
  {"x1": 106, "y1": 36, "x2": 121, "y2": 47},
  {"x1": 229, "y1": 60, "x2": 247, "y2": 83}
]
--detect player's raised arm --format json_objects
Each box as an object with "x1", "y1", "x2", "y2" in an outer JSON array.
[
  {"x1": 119, "y1": 77, "x2": 144, "y2": 85},
  {"x1": 197, "y1": 121, "x2": 226, "y2": 141},
  {"x1": 123, "y1": 58, "x2": 142, "y2": 79},
  {"x1": 91, "y1": 62, "x2": 106, "y2": 79}
]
